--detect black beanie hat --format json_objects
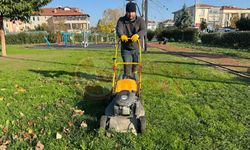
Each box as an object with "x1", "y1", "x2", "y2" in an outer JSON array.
[{"x1": 126, "y1": 2, "x2": 136, "y2": 12}]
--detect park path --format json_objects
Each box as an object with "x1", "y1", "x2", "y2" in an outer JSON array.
[{"x1": 148, "y1": 43, "x2": 250, "y2": 79}]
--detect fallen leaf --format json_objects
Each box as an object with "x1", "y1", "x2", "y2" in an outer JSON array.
[
  {"x1": 80, "y1": 121, "x2": 88, "y2": 128},
  {"x1": 68, "y1": 122, "x2": 74, "y2": 127},
  {"x1": 2, "y1": 127, "x2": 8, "y2": 134},
  {"x1": 72, "y1": 109, "x2": 84, "y2": 117},
  {"x1": 12, "y1": 134, "x2": 19, "y2": 140},
  {"x1": 33, "y1": 134, "x2": 37, "y2": 139},
  {"x1": 0, "y1": 97, "x2": 4, "y2": 101},
  {"x1": 35, "y1": 141, "x2": 44, "y2": 150},
  {"x1": 28, "y1": 120, "x2": 34, "y2": 126},
  {"x1": 56, "y1": 132, "x2": 62, "y2": 139},
  {"x1": 28, "y1": 128, "x2": 33, "y2": 134},
  {"x1": 55, "y1": 100, "x2": 65, "y2": 108},
  {"x1": 0, "y1": 88, "x2": 6, "y2": 91},
  {"x1": 11, "y1": 121, "x2": 15, "y2": 125},
  {"x1": 0, "y1": 145, "x2": 7, "y2": 150},
  {"x1": 15, "y1": 84, "x2": 27, "y2": 93},
  {"x1": 63, "y1": 127, "x2": 70, "y2": 134},
  {"x1": 19, "y1": 112, "x2": 25, "y2": 118},
  {"x1": 44, "y1": 116, "x2": 48, "y2": 120},
  {"x1": 40, "y1": 128, "x2": 45, "y2": 134},
  {"x1": 23, "y1": 133, "x2": 31, "y2": 140},
  {"x1": 3, "y1": 140, "x2": 10, "y2": 145},
  {"x1": 0, "y1": 140, "x2": 11, "y2": 150}
]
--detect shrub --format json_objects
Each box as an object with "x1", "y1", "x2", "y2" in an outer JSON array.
[
  {"x1": 236, "y1": 18, "x2": 250, "y2": 31},
  {"x1": 201, "y1": 31, "x2": 250, "y2": 48},
  {"x1": 157, "y1": 28, "x2": 199, "y2": 43},
  {"x1": 4, "y1": 32, "x2": 48, "y2": 44},
  {"x1": 147, "y1": 30, "x2": 155, "y2": 41}
]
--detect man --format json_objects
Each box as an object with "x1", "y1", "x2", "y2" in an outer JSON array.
[{"x1": 116, "y1": 2, "x2": 146, "y2": 79}]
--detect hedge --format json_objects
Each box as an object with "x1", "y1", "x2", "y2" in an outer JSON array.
[
  {"x1": 157, "y1": 28, "x2": 199, "y2": 43},
  {"x1": 201, "y1": 31, "x2": 250, "y2": 48},
  {"x1": 2, "y1": 32, "x2": 48, "y2": 44}
]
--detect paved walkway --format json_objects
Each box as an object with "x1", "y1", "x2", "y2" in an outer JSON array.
[{"x1": 148, "y1": 43, "x2": 250, "y2": 79}]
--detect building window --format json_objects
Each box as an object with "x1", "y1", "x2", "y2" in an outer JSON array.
[
  {"x1": 199, "y1": 9, "x2": 205, "y2": 16},
  {"x1": 37, "y1": 17, "x2": 40, "y2": 21},
  {"x1": 208, "y1": 16, "x2": 213, "y2": 22},
  {"x1": 215, "y1": 17, "x2": 219, "y2": 22},
  {"x1": 33, "y1": 17, "x2": 35, "y2": 21},
  {"x1": 209, "y1": 8, "x2": 220, "y2": 14}
]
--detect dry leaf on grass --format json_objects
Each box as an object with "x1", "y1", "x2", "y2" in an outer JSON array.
[
  {"x1": 12, "y1": 134, "x2": 19, "y2": 140},
  {"x1": 28, "y1": 128, "x2": 33, "y2": 134},
  {"x1": 15, "y1": 84, "x2": 27, "y2": 93},
  {"x1": 40, "y1": 128, "x2": 45, "y2": 134},
  {"x1": 0, "y1": 145, "x2": 7, "y2": 150},
  {"x1": 28, "y1": 120, "x2": 34, "y2": 126},
  {"x1": 63, "y1": 127, "x2": 70, "y2": 134},
  {"x1": 68, "y1": 122, "x2": 74, "y2": 127},
  {"x1": 0, "y1": 97, "x2": 4, "y2": 101},
  {"x1": 72, "y1": 109, "x2": 84, "y2": 117},
  {"x1": 80, "y1": 121, "x2": 88, "y2": 128},
  {"x1": 19, "y1": 112, "x2": 25, "y2": 118},
  {"x1": 56, "y1": 132, "x2": 62, "y2": 139},
  {"x1": 2, "y1": 127, "x2": 8, "y2": 134},
  {"x1": 0, "y1": 140, "x2": 11, "y2": 150},
  {"x1": 23, "y1": 133, "x2": 31, "y2": 140},
  {"x1": 35, "y1": 141, "x2": 44, "y2": 150}
]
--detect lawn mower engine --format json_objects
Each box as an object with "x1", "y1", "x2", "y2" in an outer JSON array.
[{"x1": 100, "y1": 90, "x2": 145, "y2": 133}]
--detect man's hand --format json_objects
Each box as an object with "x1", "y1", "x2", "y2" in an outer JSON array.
[
  {"x1": 121, "y1": 35, "x2": 128, "y2": 42},
  {"x1": 131, "y1": 34, "x2": 139, "y2": 42}
]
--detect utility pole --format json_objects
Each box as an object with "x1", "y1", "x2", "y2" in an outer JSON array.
[
  {"x1": 141, "y1": 0, "x2": 145, "y2": 50},
  {"x1": 141, "y1": 0, "x2": 145, "y2": 18},
  {"x1": 144, "y1": 0, "x2": 148, "y2": 53}
]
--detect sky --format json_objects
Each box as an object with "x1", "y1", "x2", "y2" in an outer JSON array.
[{"x1": 45, "y1": 0, "x2": 250, "y2": 26}]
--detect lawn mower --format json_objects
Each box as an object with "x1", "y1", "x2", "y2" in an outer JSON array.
[{"x1": 99, "y1": 38, "x2": 146, "y2": 133}]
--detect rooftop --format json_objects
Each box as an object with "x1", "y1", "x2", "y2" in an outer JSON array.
[{"x1": 33, "y1": 7, "x2": 90, "y2": 17}]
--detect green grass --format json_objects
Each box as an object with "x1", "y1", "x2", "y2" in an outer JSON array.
[
  {"x1": 169, "y1": 42, "x2": 250, "y2": 60},
  {"x1": 0, "y1": 45, "x2": 249, "y2": 149}
]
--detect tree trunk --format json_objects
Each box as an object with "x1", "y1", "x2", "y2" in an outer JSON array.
[
  {"x1": 106, "y1": 34, "x2": 109, "y2": 43},
  {"x1": 0, "y1": 15, "x2": 7, "y2": 57}
]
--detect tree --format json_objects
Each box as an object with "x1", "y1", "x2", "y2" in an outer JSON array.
[
  {"x1": 0, "y1": 0, "x2": 52, "y2": 56},
  {"x1": 200, "y1": 21, "x2": 207, "y2": 31},
  {"x1": 230, "y1": 16, "x2": 240, "y2": 29},
  {"x1": 57, "y1": 20, "x2": 67, "y2": 32},
  {"x1": 103, "y1": 8, "x2": 123, "y2": 25},
  {"x1": 34, "y1": 23, "x2": 49, "y2": 31},
  {"x1": 174, "y1": 4, "x2": 193, "y2": 30},
  {"x1": 236, "y1": 18, "x2": 250, "y2": 31},
  {"x1": 147, "y1": 30, "x2": 155, "y2": 41},
  {"x1": 96, "y1": 8, "x2": 122, "y2": 42}
]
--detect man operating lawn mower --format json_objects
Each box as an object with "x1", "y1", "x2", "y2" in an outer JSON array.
[{"x1": 116, "y1": 2, "x2": 146, "y2": 79}]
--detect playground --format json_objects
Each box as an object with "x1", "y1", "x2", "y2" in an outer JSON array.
[{"x1": 42, "y1": 31, "x2": 117, "y2": 49}]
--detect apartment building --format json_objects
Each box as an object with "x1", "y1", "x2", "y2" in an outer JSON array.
[
  {"x1": 4, "y1": 6, "x2": 90, "y2": 33},
  {"x1": 173, "y1": 4, "x2": 250, "y2": 29}
]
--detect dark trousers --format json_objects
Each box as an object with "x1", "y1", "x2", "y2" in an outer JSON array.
[{"x1": 121, "y1": 49, "x2": 139, "y2": 78}]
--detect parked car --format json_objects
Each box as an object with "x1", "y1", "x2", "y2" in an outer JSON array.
[{"x1": 217, "y1": 28, "x2": 236, "y2": 33}]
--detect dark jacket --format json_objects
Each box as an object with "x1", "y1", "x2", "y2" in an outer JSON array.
[{"x1": 116, "y1": 16, "x2": 146, "y2": 50}]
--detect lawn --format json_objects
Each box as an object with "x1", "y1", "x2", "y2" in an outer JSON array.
[{"x1": 0, "y1": 45, "x2": 249, "y2": 149}]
